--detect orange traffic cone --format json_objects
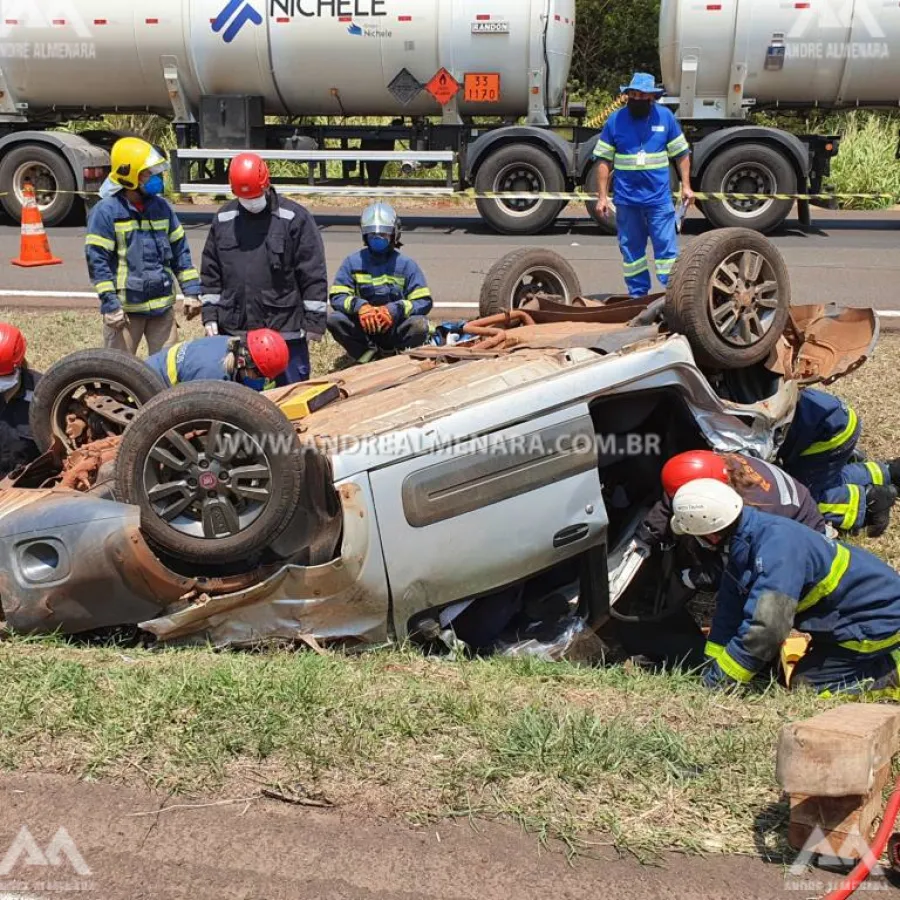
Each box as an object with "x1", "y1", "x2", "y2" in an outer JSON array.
[{"x1": 12, "y1": 182, "x2": 62, "y2": 267}]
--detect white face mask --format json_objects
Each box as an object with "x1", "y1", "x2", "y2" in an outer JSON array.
[{"x1": 239, "y1": 195, "x2": 268, "y2": 214}]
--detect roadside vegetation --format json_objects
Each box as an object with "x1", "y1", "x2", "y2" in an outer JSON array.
[{"x1": 1, "y1": 309, "x2": 899, "y2": 857}]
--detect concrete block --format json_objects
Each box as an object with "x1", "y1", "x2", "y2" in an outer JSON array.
[{"x1": 776, "y1": 704, "x2": 900, "y2": 797}]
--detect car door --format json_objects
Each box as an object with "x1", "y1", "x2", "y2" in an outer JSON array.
[{"x1": 368, "y1": 403, "x2": 607, "y2": 640}]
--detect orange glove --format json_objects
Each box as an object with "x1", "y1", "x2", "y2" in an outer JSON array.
[
  {"x1": 358, "y1": 304, "x2": 381, "y2": 334},
  {"x1": 374, "y1": 305, "x2": 394, "y2": 331}
]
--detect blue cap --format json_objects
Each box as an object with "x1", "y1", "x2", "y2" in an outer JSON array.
[{"x1": 620, "y1": 72, "x2": 665, "y2": 96}]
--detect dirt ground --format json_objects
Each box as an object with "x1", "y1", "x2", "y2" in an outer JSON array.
[{"x1": 0, "y1": 773, "x2": 862, "y2": 900}]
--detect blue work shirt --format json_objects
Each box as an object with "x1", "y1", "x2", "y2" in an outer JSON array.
[
  {"x1": 593, "y1": 105, "x2": 690, "y2": 207},
  {"x1": 145, "y1": 336, "x2": 234, "y2": 388}
]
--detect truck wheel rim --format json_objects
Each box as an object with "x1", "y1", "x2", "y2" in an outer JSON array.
[
  {"x1": 13, "y1": 162, "x2": 58, "y2": 212},
  {"x1": 708, "y1": 250, "x2": 780, "y2": 348},
  {"x1": 51, "y1": 378, "x2": 142, "y2": 450},
  {"x1": 142, "y1": 419, "x2": 273, "y2": 541},
  {"x1": 721, "y1": 162, "x2": 777, "y2": 219},
  {"x1": 510, "y1": 266, "x2": 572, "y2": 309},
  {"x1": 492, "y1": 164, "x2": 544, "y2": 217}
]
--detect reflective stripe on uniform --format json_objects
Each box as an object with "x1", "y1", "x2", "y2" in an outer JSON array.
[
  {"x1": 166, "y1": 342, "x2": 184, "y2": 386},
  {"x1": 800, "y1": 408, "x2": 859, "y2": 456},
  {"x1": 623, "y1": 256, "x2": 649, "y2": 277},
  {"x1": 201, "y1": 294, "x2": 222, "y2": 306},
  {"x1": 94, "y1": 281, "x2": 115, "y2": 296},
  {"x1": 667, "y1": 136, "x2": 690, "y2": 157},
  {"x1": 169, "y1": 224, "x2": 185, "y2": 243},
  {"x1": 613, "y1": 152, "x2": 669, "y2": 171},
  {"x1": 86, "y1": 234, "x2": 115, "y2": 251},
  {"x1": 818, "y1": 485, "x2": 862, "y2": 533},
  {"x1": 866, "y1": 461, "x2": 885, "y2": 486},
  {"x1": 840, "y1": 633, "x2": 900, "y2": 654},
  {"x1": 407, "y1": 287, "x2": 432, "y2": 301},
  {"x1": 593, "y1": 140, "x2": 615, "y2": 161},
  {"x1": 705, "y1": 641, "x2": 726, "y2": 661},
  {"x1": 655, "y1": 257, "x2": 677, "y2": 276},
  {"x1": 305, "y1": 300, "x2": 328, "y2": 314},
  {"x1": 179, "y1": 268, "x2": 200, "y2": 283},
  {"x1": 122, "y1": 295, "x2": 175, "y2": 314},
  {"x1": 796, "y1": 543, "x2": 851, "y2": 613},
  {"x1": 717, "y1": 651, "x2": 756, "y2": 684},
  {"x1": 402, "y1": 300, "x2": 413, "y2": 317},
  {"x1": 330, "y1": 285, "x2": 354, "y2": 296},
  {"x1": 353, "y1": 273, "x2": 406, "y2": 288}
]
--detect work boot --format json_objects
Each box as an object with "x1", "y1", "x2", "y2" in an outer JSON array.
[{"x1": 865, "y1": 484, "x2": 898, "y2": 538}]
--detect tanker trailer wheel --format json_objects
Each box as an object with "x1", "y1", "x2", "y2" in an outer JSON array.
[
  {"x1": 114, "y1": 381, "x2": 305, "y2": 566},
  {"x1": 474, "y1": 143, "x2": 567, "y2": 235},
  {"x1": 479, "y1": 247, "x2": 582, "y2": 317},
  {"x1": 0, "y1": 145, "x2": 76, "y2": 227},
  {"x1": 583, "y1": 161, "x2": 618, "y2": 235},
  {"x1": 29, "y1": 349, "x2": 167, "y2": 453},
  {"x1": 664, "y1": 227, "x2": 790, "y2": 370},
  {"x1": 699, "y1": 144, "x2": 796, "y2": 234}
]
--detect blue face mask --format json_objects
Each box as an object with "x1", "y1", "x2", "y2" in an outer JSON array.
[
  {"x1": 367, "y1": 235, "x2": 391, "y2": 254},
  {"x1": 142, "y1": 174, "x2": 165, "y2": 196},
  {"x1": 241, "y1": 375, "x2": 268, "y2": 392}
]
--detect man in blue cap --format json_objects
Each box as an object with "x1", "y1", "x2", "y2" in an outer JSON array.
[{"x1": 593, "y1": 73, "x2": 693, "y2": 297}]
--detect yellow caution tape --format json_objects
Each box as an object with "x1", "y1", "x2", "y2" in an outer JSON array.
[{"x1": 0, "y1": 187, "x2": 896, "y2": 204}]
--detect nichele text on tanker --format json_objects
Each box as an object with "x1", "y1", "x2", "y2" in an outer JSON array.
[{"x1": 270, "y1": 0, "x2": 388, "y2": 17}]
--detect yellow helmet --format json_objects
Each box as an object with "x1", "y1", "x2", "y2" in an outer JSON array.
[{"x1": 109, "y1": 137, "x2": 168, "y2": 190}]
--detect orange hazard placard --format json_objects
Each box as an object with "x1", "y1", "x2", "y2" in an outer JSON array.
[
  {"x1": 425, "y1": 68, "x2": 460, "y2": 105},
  {"x1": 464, "y1": 73, "x2": 501, "y2": 102}
]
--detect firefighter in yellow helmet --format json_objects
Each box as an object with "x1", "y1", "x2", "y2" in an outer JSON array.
[{"x1": 84, "y1": 137, "x2": 202, "y2": 355}]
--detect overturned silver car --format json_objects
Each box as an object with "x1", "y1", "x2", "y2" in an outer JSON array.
[{"x1": 0, "y1": 229, "x2": 881, "y2": 654}]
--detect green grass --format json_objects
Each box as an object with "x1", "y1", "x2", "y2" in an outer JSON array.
[
  {"x1": 1, "y1": 310, "x2": 899, "y2": 857},
  {"x1": 0, "y1": 641, "x2": 828, "y2": 857}
]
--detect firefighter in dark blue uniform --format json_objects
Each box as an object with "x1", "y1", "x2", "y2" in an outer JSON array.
[
  {"x1": 0, "y1": 323, "x2": 40, "y2": 480},
  {"x1": 670, "y1": 479, "x2": 900, "y2": 699},
  {"x1": 145, "y1": 329, "x2": 289, "y2": 392},
  {"x1": 777, "y1": 388, "x2": 899, "y2": 537},
  {"x1": 327, "y1": 203, "x2": 433, "y2": 363}
]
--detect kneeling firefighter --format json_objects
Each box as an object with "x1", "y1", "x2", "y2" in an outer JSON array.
[
  {"x1": 145, "y1": 329, "x2": 289, "y2": 391},
  {"x1": 777, "y1": 387, "x2": 899, "y2": 538},
  {"x1": 327, "y1": 202, "x2": 433, "y2": 363},
  {"x1": 614, "y1": 450, "x2": 828, "y2": 671},
  {"x1": 671, "y1": 479, "x2": 900, "y2": 699},
  {"x1": 0, "y1": 323, "x2": 40, "y2": 479}
]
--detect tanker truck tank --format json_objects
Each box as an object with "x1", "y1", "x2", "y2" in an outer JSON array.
[
  {"x1": 660, "y1": 0, "x2": 900, "y2": 113},
  {"x1": 0, "y1": 0, "x2": 575, "y2": 119}
]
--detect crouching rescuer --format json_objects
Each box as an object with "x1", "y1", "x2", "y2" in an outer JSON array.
[
  {"x1": 0, "y1": 323, "x2": 40, "y2": 480},
  {"x1": 145, "y1": 329, "x2": 290, "y2": 391},
  {"x1": 327, "y1": 203, "x2": 433, "y2": 363},
  {"x1": 670, "y1": 479, "x2": 900, "y2": 699}
]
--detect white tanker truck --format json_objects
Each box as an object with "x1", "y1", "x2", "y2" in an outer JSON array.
[{"x1": 0, "y1": 0, "x2": 892, "y2": 234}]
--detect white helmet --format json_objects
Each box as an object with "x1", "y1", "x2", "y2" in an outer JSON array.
[{"x1": 671, "y1": 479, "x2": 744, "y2": 537}]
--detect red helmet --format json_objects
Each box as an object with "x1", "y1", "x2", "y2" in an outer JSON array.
[
  {"x1": 246, "y1": 329, "x2": 289, "y2": 380},
  {"x1": 229, "y1": 153, "x2": 271, "y2": 199},
  {"x1": 0, "y1": 323, "x2": 26, "y2": 389},
  {"x1": 661, "y1": 450, "x2": 729, "y2": 497}
]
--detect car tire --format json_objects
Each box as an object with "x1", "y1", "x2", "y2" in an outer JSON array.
[
  {"x1": 699, "y1": 144, "x2": 796, "y2": 234},
  {"x1": 664, "y1": 228, "x2": 791, "y2": 370},
  {"x1": 0, "y1": 144, "x2": 77, "y2": 227},
  {"x1": 114, "y1": 381, "x2": 305, "y2": 566},
  {"x1": 29, "y1": 348, "x2": 167, "y2": 452},
  {"x1": 479, "y1": 247, "x2": 583, "y2": 317},
  {"x1": 474, "y1": 143, "x2": 567, "y2": 235},
  {"x1": 583, "y1": 162, "x2": 618, "y2": 235}
]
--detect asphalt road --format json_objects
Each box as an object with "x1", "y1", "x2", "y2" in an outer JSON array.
[{"x1": 1, "y1": 204, "x2": 899, "y2": 323}]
